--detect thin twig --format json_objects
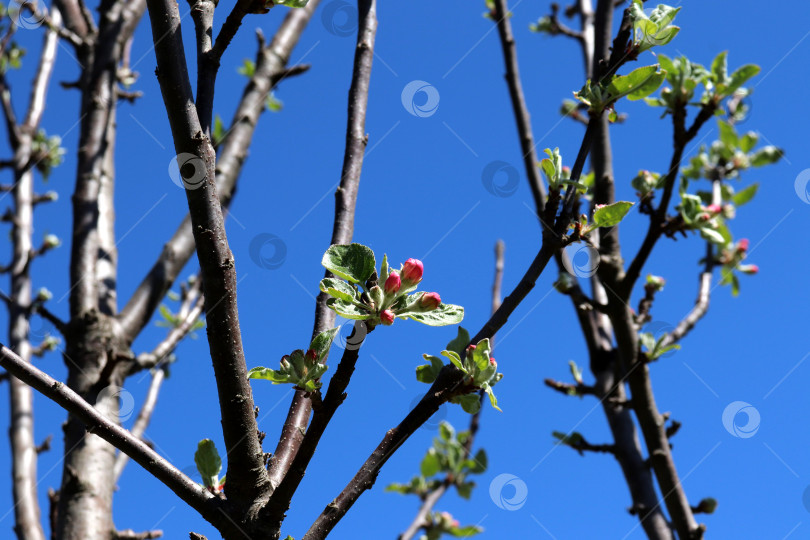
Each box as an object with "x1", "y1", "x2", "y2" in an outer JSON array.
[
  {"x1": 113, "y1": 366, "x2": 166, "y2": 482},
  {"x1": 266, "y1": 0, "x2": 367, "y2": 492},
  {"x1": 0, "y1": 344, "x2": 223, "y2": 526},
  {"x1": 145, "y1": 0, "x2": 269, "y2": 506},
  {"x1": 492, "y1": 0, "x2": 547, "y2": 214},
  {"x1": 399, "y1": 240, "x2": 504, "y2": 540}
]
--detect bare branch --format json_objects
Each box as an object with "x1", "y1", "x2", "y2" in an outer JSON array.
[
  {"x1": 117, "y1": 1, "x2": 318, "y2": 342},
  {"x1": 267, "y1": 0, "x2": 368, "y2": 490},
  {"x1": 399, "y1": 241, "x2": 504, "y2": 540},
  {"x1": 659, "y1": 179, "x2": 721, "y2": 350},
  {"x1": 145, "y1": 0, "x2": 269, "y2": 506},
  {"x1": 492, "y1": 0, "x2": 547, "y2": 214},
  {"x1": 0, "y1": 344, "x2": 226, "y2": 528},
  {"x1": 622, "y1": 101, "x2": 718, "y2": 295},
  {"x1": 113, "y1": 366, "x2": 166, "y2": 482}
]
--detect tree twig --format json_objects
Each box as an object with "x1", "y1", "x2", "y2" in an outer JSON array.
[
  {"x1": 266, "y1": 0, "x2": 368, "y2": 492},
  {"x1": 492, "y1": 0, "x2": 547, "y2": 214},
  {"x1": 0, "y1": 344, "x2": 225, "y2": 527},
  {"x1": 399, "y1": 240, "x2": 504, "y2": 540},
  {"x1": 145, "y1": 0, "x2": 269, "y2": 507},
  {"x1": 117, "y1": 1, "x2": 318, "y2": 342}
]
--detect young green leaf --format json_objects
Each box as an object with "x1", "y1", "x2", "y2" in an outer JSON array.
[
  {"x1": 326, "y1": 298, "x2": 372, "y2": 320},
  {"x1": 321, "y1": 243, "x2": 376, "y2": 284},
  {"x1": 592, "y1": 201, "x2": 634, "y2": 228},
  {"x1": 732, "y1": 183, "x2": 758, "y2": 206},
  {"x1": 420, "y1": 448, "x2": 441, "y2": 477},
  {"x1": 247, "y1": 366, "x2": 289, "y2": 384},
  {"x1": 417, "y1": 354, "x2": 445, "y2": 383},
  {"x1": 446, "y1": 326, "x2": 471, "y2": 357},
  {"x1": 309, "y1": 327, "x2": 339, "y2": 361},
  {"x1": 399, "y1": 303, "x2": 464, "y2": 326},
  {"x1": 194, "y1": 439, "x2": 222, "y2": 488},
  {"x1": 455, "y1": 393, "x2": 482, "y2": 414}
]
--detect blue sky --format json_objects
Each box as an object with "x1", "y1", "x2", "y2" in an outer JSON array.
[{"x1": 1, "y1": 0, "x2": 809, "y2": 538}]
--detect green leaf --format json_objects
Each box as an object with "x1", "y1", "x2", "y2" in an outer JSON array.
[
  {"x1": 607, "y1": 66, "x2": 661, "y2": 103},
  {"x1": 732, "y1": 183, "x2": 758, "y2": 206},
  {"x1": 724, "y1": 64, "x2": 760, "y2": 95},
  {"x1": 718, "y1": 120, "x2": 738, "y2": 149},
  {"x1": 439, "y1": 421, "x2": 454, "y2": 442},
  {"x1": 699, "y1": 227, "x2": 725, "y2": 245},
  {"x1": 592, "y1": 201, "x2": 634, "y2": 228},
  {"x1": 417, "y1": 354, "x2": 445, "y2": 383},
  {"x1": 322, "y1": 243, "x2": 376, "y2": 284},
  {"x1": 455, "y1": 393, "x2": 482, "y2": 414},
  {"x1": 739, "y1": 132, "x2": 758, "y2": 153},
  {"x1": 326, "y1": 298, "x2": 371, "y2": 320},
  {"x1": 467, "y1": 448, "x2": 488, "y2": 474},
  {"x1": 212, "y1": 115, "x2": 225, "y2": 146},
  {"x1": 265, "y1": 92, "x2": 283, "y2": 112},
  {"x1": 319, "y1": 277, "x2": 357, "y2": 303},
  {"x1": 194, "y1": 439, "x2": 222, "y2": 488},
  {"x1": 247, "y1": 366, "x2": 289, "y2": 384},
  {"x1": 309, "y1": 328, "x2": 339, "y2": 361},
  {"x1": 399, "y1": 303, "x2": 464, "y2": 326},
  {"x1": 446, "y1": 326, "x2": 471, "y2": 357},
  {"x1": 451, "y1": 525, "x2": 483, "y2": 537},
  {"x1": 456, "y1": 481, "x2": 475, "y2": 500},
  {"x1": 420, "y1": 448, "x2": 441, "y2": 477},
  {"x1": 483, "y1": 384, "x2": 501, "y2": 412},
  {"x1": 237, "y1": 59, "x2": 255, "y2": 77},
  {"x1": 711, "y1": 51, "x2": 728, "y2": 83},
  {"x1": 441, "y1": 350, "x2": 464, "y2": 371},
  {"x1": 627, "y1": 69, "x2": 666, "y2": 101},
  {"x1": 749, "y1": 146, "x2": 783, "y2": 167},
  {"x1": 275, "y1": 0, "x2": 309, "y2": 6}
]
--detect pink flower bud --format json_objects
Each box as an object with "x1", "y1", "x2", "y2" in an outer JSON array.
[
  {"x1": 380, "y1": 309, "x2": 395, "y2": 326},
  {"x1": 384, "y1": 270, "x2": 401, "y2": 295},
  {"x1": 706, "y1": 204, "x2": 722, "y2": 214},
  {"x1": 737, "y1": 238, "x2": 750, "y2": 252},
  {"x1": 749, "y1": 264, "x2": 759, "y2": 274},
  {"x1": 420, "y1": 292, "x2": 441, "y2": 310},
  {"x1": 401, "y1": 258, "x2": 424, "y2": 285},
  {"x1": 489, "y1": 358, "x2": 497, "y2": 367},
  {"x1": 698, "y1": 212, "x2": 712, "y2": 222},
  {"x1": 467, "y1": 344, "x2": 476, "y2": 351},
  {"x1": 306, "y1": 349, "x2": 318, "y2": 362}
]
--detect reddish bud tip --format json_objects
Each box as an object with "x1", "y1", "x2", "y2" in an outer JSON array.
[
  {"x1": 738, "y1": 238, "x2": 750, "y2": 252},
  {"x1": 748, "y1": 264, "x2": 759, "y2": 274},
  {"x1": 380, "y1": 309, "x2": 395, "y2": 326},
  {"x1": 306, "y1": 349, "x2": 318, "y2": 361},
  {"x1": 706, "y1": 204, "x2": 722, "y2": 214},
  {"x1": 384, "y1": 270, "x2": 401, "y2": 295},
  {"x1": 401, "y1": 258, "x2": 424, "y2": 285},
  {"x1": 420, "y1": 292, "x2": 441, "y2": 310},
  {"x1": 489, "y1": 358, "x2": 497, "y2": 366}
]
